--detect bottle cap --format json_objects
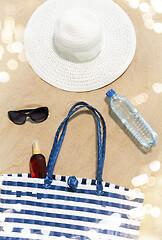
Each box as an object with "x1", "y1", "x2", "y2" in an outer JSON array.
[
  {"x1": 106, "y1": 89, "x2": 116, "y2": 99},
  {"x1": 32, "y1": 140, "x2": 41, "y2": 155}
]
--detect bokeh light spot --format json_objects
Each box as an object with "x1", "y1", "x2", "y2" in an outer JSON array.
[
  {"x1": 0, "y1": 72, "x2": 10, "y2": 83},
  {"x1": 144, "y1": 20, "x2": 154, "y2": 30},
  {"x1": 127, "y1": 207, "x2": 145, "y2": 220},
  {"x1": 11, "y1": 41, "x2": 24, "y2": 53},
  {"x1": 152, "y1": 83, "x2": 162, "y2": 93},
  {"x1": 4, "y1": 17, "x2": 15, "y2": 31},
  {"x1": 139, "y1": 2, "x2": 149, "y2": 12},
  {"x1": 148, "y1": 176, "x2": 156, "y2": 186},
  {"x1": 0, "y1": 213, "x2": 6, "y2": 222},
  {"x1": 149, "y1": 160, "x2": 161, "y2": 172},
  {"x1": 143, "y1": 13, "x2": 153, "y2": 22},
  {"x1": 150, "y1": 207, "x2": 161, "y2": 218},
  {"x1": 7, "y1": 43, "x2": 14, "y2": 53},
  {"x1": 1, "y1": 17, "x2": 15, "y2": 44},
  {"x1": 0, "y1": 46, "x2": 4, "y2": 55},
  {"x1": 148, "y1": 5, "x2": 156, "y2": 15},
  {"x1": 21, "y1": 227, "x2": 31, "y2": 235},
  {"x1": 1, "y1": 28, "x2": 13, "y2": 44},
  {"x1": 129, "y1": 0, "x2": 139, "y2": 9},
  {"x1": 125, "y1": 189, "x2": 138, "y2": 200},
  {"x1": 153, "y1": 22, "x2": 162, "y2": 33},
  {"x1": 134, "y1": 188, "x2": 141, "y2": 193},
  {"x1": 132, "y1": 174, "x2": 149, "y2": 187},
  {"x1": 7, "y1": 59, "x2": 18, "y2": 70},
  {"x1": 87, "y1": 229, "x2": 98, "y2": 240},
  {"x1": 136, "y1": 93, "x2": 148, "y2": 104},
  {"x1": 131, "y1": 93, "x2": 148, "y2": 106},
  {"x1": 3, "y1": 224, "x2": 13, "y2": 233},
  {"x1": 41, "y1": 227, "x2": 51, "y2": 236},
  {"x1": 100, "y1": 213, "x2": 122, "y2": 228},
  {"x1": 144, "y1": 204, "x2": 153, "y2": 214},
  {"x1": 13, "y1": 203, "x2": 22, "y2": 212},
  {"x1": 151, "y1": 0, "x2": 162, "y2": 13}
]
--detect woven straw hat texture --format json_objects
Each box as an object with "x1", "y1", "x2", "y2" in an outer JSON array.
[{"x1": 24, "y1": 0, "x2": 136, "y2": 92}]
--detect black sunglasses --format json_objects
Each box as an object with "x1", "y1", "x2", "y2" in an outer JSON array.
[{"x1": 8, "y1": 107, "x2": 49, "y2": 125}]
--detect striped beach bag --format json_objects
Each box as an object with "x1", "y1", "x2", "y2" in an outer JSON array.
[{"x1": 0, "y1": 102, "x2": 144, "y2": 240}]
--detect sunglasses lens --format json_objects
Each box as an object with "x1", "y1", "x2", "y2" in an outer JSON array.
[
  {"x1": 30, "y1": 107, "x2": 48, "y2": 122},
  {"x1": 9, "y1": 112, "x2": 26, "y2": 124}
]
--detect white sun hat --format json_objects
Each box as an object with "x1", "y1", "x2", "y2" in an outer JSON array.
[{"x1": 24, "y1": 0, "x2": 136, "y2": 92}]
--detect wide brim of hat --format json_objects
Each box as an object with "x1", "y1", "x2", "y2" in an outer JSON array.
[{"x1": 24, "y1": 0, "x2": 136, "y2": 92}]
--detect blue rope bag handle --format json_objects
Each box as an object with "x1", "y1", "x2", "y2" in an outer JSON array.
[{"x1": 44, "y1": 101, "x2": 106, "y2": 195}]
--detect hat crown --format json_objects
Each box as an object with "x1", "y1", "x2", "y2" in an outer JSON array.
[{"x1": 54, "y1": 8, "x2": 103, "y2": 63}]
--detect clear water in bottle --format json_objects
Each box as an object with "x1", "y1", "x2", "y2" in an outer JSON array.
[{"x1": 106, "y1": 89, "x2": 158, "y2": 149}]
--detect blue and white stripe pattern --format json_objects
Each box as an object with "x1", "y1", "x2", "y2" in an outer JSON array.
[{"x1": 0, "y1": 174, "x2": 144, "y2": 240}]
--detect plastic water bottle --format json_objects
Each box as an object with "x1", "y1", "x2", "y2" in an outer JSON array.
[{"x1": 106, "y1": 89, "x2": 158, "y2": 149}]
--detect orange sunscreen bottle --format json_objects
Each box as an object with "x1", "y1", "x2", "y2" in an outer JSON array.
[{"x1": 30, "y1": 140, "x2": 47, "y2": 178}]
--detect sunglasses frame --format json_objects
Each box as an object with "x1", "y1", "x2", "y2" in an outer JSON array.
[{"x1": 8, "y1": 107, "x2": 49, "y2": 125}]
